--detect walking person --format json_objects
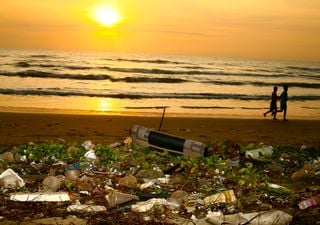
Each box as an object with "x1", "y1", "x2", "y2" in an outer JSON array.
[
  {"x1": 263, "y1": 86, "x2": 278, "y2": 120},
  {"x1": 278, "y1": 84, "x2": 289, "y2": 121}
]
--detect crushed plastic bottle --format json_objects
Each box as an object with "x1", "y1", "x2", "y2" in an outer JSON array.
[
  {"x1": 298, "y1": 197, "x2": 318, "y2": 209},
  {"x1": 245, "y1": 146, "x2": 273, "y2": 161},
  {"x1": 202, "y1": 209, "x2": 292, "y2": 225}
]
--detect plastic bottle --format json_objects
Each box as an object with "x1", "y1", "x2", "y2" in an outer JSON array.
[
  {"x1": 298, "y1": 198, "x2": 318, "y2": 209},
  {"x1": 130, "y1": 125, "x2": 207, "y2": 157}
]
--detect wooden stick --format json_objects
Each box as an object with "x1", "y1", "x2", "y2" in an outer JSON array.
[{"x1": 158, "y1": 107, "x2": 166, "y2": 131}]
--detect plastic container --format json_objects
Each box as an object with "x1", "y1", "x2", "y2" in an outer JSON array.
[{"x1": 130, "y1": 125, "x2": 207, "y2": 157}]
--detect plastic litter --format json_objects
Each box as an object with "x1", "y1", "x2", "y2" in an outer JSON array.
[
  {"x1": 201, "y1": 210, "x2": 292, "y2": 225},
  {"x1": 42, "y1": 176, "x2": 62, "y2": 192},
  {"x1": 0, "y1": 152, "x2": 14, "y2": 163},
  {"x1": 245, "y1": 146, "x2": 273, "y2": 161},
  {"x1": 10, "y1": 192, "x2": 71, "y2": 202},
  {"x1": 0, "y1": 168, "x2": 25, "y2": 188},
  {"x1": 106, "y1": 189, "x2": 139, "y2": 208},
  {"x1": 67, "y1": 204, "x2": 106, "y2": 213},
  {"x1": 65, "y1": 170, "x2": 80, "y2": 181},
  {"x1": 298, "y1": 197, "x2": 318, "y2": 209},
  {"x1": 291, "y1": 162, "x2": 320, "y2": 180},
  {"x1": 168, "y1": 190, "x2": 189, "y2": 209},
  {"x1": 204, "y1": 190, "x2": 236, "y2": 207},
  {"x1": 130, "y1": 125, "x2": 207, "y2": 157},
  {"x1": 84, "y1": 150, "x2": 97, "y2": 161},
  {"x1": 82, "y1": 140, "x2": 95, "y2": 151},
  {"x1": 131, "y1": 198, "x2": 167, "y2": 213},
  {"x1": 118, "y1": 174, "x2": 137, "y2": 189}
]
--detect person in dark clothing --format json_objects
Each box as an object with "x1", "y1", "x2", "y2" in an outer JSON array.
[
  {"x1": 263, "y1": 86, "x2": 278, "y2": 120},
  {"x1": 278, "y1": 84, "x2": 289, "y2": 121}
]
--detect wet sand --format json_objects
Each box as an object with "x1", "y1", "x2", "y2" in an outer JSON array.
[{"x1": 0, "y1": 111, "x2": 319, "y2": 148}]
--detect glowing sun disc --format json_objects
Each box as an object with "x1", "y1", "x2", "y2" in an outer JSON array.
[{"x1": 94, "y1": 6, "x2": 121, "y2": 27}]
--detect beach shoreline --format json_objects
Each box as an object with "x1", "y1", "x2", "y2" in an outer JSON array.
[{"x1": 1, "y1": 111, "x2": 319, "y2": 149}]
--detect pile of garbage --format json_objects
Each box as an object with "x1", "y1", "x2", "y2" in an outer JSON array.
[{"x1": 0, "y1": 128, "x2": 320, "y2": 224}]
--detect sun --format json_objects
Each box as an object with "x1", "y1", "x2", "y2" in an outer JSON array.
[{"x1": 93, "y1": 5, "x2": 121, "y2": 27}]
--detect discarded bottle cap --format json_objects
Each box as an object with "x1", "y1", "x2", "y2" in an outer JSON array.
[{"x1": 130, "y1": 125, "x2": 208, "y2": 157}]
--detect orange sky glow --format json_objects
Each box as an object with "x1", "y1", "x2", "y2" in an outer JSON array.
[{"x1": 1, "y1": 0, "x2": 320, "y2": 61}]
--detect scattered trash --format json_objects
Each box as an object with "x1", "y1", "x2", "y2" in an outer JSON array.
[
  {"x1": 106, "y1": 189, "x2": 139, "y2": 208},
  {"x1": 130, "y1": 124, "x2": 208, "y2": 157},
  {"x1": 67, "y1": 204, "x2": 106, "y2": 213},
  {"x1": 0, "y1": 168, "x2": 25, "y2": 188},
  {"x1": 204, "y1": 190, "x2": 236, "y2": 207},
  {"x1": 202, "y1": 210, "x2": 292, "y2": 225},
  {"x1": 0, "y1": 140, "x2": 319, "y2": 223},
  {"x1": 10, "y1": 192, "x2": 71, "y2": 202},
  {"x1": 245, "y1": 146, "x2": 273, "y2": 161}
]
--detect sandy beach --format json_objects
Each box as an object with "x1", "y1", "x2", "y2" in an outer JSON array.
[{"x1": 0, "y1": 111, "x2": 319, "y2": 148}]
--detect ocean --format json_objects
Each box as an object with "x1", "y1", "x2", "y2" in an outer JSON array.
[{"x1": 0, "y1": 48, "x2": 319, "y2": 119}]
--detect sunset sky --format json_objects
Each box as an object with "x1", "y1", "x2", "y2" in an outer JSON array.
[{"x1": 1, "y1": 0, "x2": 320, "y2": 61}]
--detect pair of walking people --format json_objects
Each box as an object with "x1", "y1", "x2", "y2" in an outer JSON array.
[{"x1": 263, "y1": 84, "x2": 288, "y2": 121}]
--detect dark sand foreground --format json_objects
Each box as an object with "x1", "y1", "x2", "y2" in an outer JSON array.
[{"x1": 0, "y1": 112, "x2": 319, "y2": 148}]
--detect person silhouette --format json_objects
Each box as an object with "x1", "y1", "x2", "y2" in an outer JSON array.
[
  {"x1": 263, "y1": 86, "x2": 278, "y2": 120},
  {"x1": 277, "y1": 84, "x2": 289, "y2": 121}
]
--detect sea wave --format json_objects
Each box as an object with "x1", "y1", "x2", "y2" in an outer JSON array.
[
  {"x1": 106, "y1": 58, "x2": 185, "y2": 65},
  {"x1": 287, "y1": 66, "x2": 320, "y2": 72},
  {"x1": 1, "y1": 70, "x2": 320, "y2": 87},
  {"x1": 1, "y1": 88, "x2": 319, "y2": 101},
  {"x1": 12, "y1": 60, "x2": 320, "y2": 80}
]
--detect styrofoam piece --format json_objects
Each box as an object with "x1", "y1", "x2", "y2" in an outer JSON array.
[
  {"x1": 10, "y1": 192, "x2": 71, "y2": 202},
  {"x1": 0, "y1": 168, "x2": 25, "y2": 188}
]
